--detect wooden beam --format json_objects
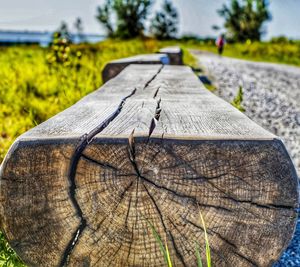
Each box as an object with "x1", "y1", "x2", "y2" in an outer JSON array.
[
  {"x1": 158, "y1": 46, "x2": 183, "y2": 65},
  {"x1": 0, "y1": 64, "x2": 298, "y2": 267},
  {"x1": 102, "y1": 54, "x2": 169, "y2": 83}
]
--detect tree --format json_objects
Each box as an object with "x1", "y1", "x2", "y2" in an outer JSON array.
[
  {"x1": 218, "y1": 0, "x2": 271, "y2": 42},
  {"x1": 150, "y1": 0, "x2": 179, "y2": 40},
  {"x1": 57, "y1": 21, "x2": 72, "y2": 42},
  {"x1": 96, "y1": 0, "x2": 153, "y2": 39},
  {"x1": 96, "y1": 0, "x2": 114, "y2": 37},
  {"x1": 74, "y1": 17, "x2": 85, "y2": 43},
  {"x1": 47, "y1": 22, "x2": 72, "y2": 66}
]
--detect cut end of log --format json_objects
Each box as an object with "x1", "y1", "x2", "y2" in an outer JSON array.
[{"x1": 0, "y1": 137, "x2": 298, "y2": 266}]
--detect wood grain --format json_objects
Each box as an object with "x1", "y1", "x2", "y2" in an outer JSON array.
[{"x1": 0, "y1": 64, "x2": 298, "y2": 267}]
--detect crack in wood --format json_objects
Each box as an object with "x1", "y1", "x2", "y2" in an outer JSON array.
[
  {"x1": 186, "y1": 217, "x2": 259, "y2": 266},
  {"x1": 126, "y1": 178, "x2": 139, "y2": 264},
  {"x1": 148, "y1": 99, "x2": 162, "y2": 138},
  {"x1": 185, "y1": 218, "x2": 234, "y2": 267},
  {"x1": 125, "y1": 195, "x2": 133, "y2": 229},
  {"x1": 169, "y1": 229, "x2": 188, "y2": 267},
  {"x1": 143, "y1": 65, "x2": 164, "y2": 90},
  {"x1": 81, "y1": 154, "x2": 120, "y2": 172},
  {"x1": 60, "y1": 88, "x2": 137, "y2": 267},
  {"x1": 128, "y1": 132, "x2": 231, "y2": 212},
  {"x1": 141, "y1": 172, "x2": 232, "y2": 212},
  {"x1": 128, "y1": 130, "x2": 141, "y2": 178},
  {"x1": 143, "y1": 184, "x2": 187, "y2": 266},
  {"x1": 220, "y1": 196, "x2": 296, "y2": 211},
  {"x1": 153, "y1": 86, "x2": 161, "y2": 98},
  {"x1": 143, "y1": 183, "x2": 168, "y2": 233},
  {"x1": 60, "y1": 65, "x2": 164, "y2": 266},
  {"x1": 168, "y1": 219, "x2": 195, "y2": 255},
  {"x1": 164, "y1": 147, "x2": 296, "y2": 223}
]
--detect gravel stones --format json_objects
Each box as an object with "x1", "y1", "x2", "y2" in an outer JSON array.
[{"x1": 192, "y1": 51, "x2": 300, "y2": 266}]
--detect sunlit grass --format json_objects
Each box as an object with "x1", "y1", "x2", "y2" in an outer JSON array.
[
  {"x1": 199, "y1": 211, "x2": 211, "y2": 267},
  {"x1": 0, "y1": 232, "x2": 25, "y2": 267},
  {"x1": 231, "y1": 86, "x2": 246, "y2": 112},
  {"x1": 149, "y1": 210, "x2": 212, "y2": 267},
  {"x1": 192, "y1": 40, "x2": 300, "y2": 67},
  {"x1": 148, "y1": 220, "x2": 173, "y2": 267}
]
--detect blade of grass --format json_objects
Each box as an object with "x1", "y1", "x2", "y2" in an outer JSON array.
[
  {"x1": 195, "y1": 242, "x2": 203, "y2": 267},
  {"x1": 199, "y1": 211, "x2": 211, "y2": 267},
  {"x1": 165, "y1": 238, "x2": 173, "y2": 267},
  {"x1": 144, "y1": 217, "x2": 169, "y2": 265}
]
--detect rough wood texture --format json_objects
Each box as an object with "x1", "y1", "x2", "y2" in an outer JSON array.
[
  {"x1": 158, "y1": 46, "x2": 183, "y2": 65},
  {"x1": 102, "y1": 54, "x2": 169, "y2": 83},
  {"x1": 0, "y1": 64, "x2": 298, "y2": 267}
]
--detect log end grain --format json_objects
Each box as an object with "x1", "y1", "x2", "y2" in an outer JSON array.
[{"x1": 0, "y1": 137, "x2": 298, "y2": 267}]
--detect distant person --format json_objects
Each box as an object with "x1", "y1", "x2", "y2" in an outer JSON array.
[{"x1": 216, "y1": 34, "x2": 226, "y2": 56}]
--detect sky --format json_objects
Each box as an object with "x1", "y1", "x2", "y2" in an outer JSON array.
[{"x1": 0, "y1": 0, "x2": 299, "y2": 40}]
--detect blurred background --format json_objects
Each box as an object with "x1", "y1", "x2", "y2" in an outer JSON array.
[{"x1": 1, "y1": 0, "x2": 300, "y2": 44}]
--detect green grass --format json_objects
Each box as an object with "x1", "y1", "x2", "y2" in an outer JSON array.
[
  {"x1": 149, "y1": 210, "x2": 212, "y2": 267},
  {"x1": 199, "y1": 211, "x2": 211, "y2": 267},
  {"x1": 0, "y1": 38, "x2": 199, "y2": 266},
  {"x1": 182, "y1": 47, "x2": 199, "y2": 69},
  {"x1": 191, "y1": 40, "x2": 300, "y2": 67},
  {"x1": 231, "y1": 86, "x2": 246, "y2": 112},
  {"x1": 148, "y1": 219, "x2": 173, "y2": 267},
  {"x1": 0, "y1": 232, "x2": 25, "y2": 267}
]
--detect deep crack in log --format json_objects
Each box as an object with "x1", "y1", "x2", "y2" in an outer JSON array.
[
  {"x1": 61, "y1": 65, "x2": 166, "y2": 266},
  {"x1": 60, "y1": 88, "x2": 137, "y2": 266},
  {"x1": 143, "y1": 65, "x2": 164, "y2": 90}
]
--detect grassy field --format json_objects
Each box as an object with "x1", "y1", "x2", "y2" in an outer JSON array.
[
  {"x1": 186, "y1": 40, "x2": 300, "y2": 67},
  {"x1": 0, "y1": 38, "x2": 198, "y2": 266}
]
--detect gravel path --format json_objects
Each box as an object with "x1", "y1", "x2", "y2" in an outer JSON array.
[{"x1": 192, "y1": 50, "x2": 300, "y2": 266}]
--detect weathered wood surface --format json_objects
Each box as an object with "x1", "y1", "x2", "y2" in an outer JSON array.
[
  {"x1": 158, "y1": 46, "x2": 183, "y2": 65},
  {"x1": 0, "y1": 64, "x2": 298, "y2": 267},
  {"x1": 102, "y1": 54, "x2": 169, "y2": 83}
]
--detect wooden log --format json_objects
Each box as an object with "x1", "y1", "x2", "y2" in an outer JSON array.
[
  {"x1": 102, "y1": 54, "x2": 169, "y2": 83},
  {"x1": 158, "y1": 46, "x2": 183, "y2": 65},
  {"x1": 0, "y1": 64, "x2": 298, "y2": 267}
]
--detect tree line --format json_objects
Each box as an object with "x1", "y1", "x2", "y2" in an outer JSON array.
[
  {"x1": 57, "y1": 0, "x2": 271, "y2": 43},
  {"x1": 218, "y1": 0, "x2": 271, "y2": 42},
  {"x1": 96, "y1": 0, "x2": 271, "y2": 42},
  {"x1": 96, "y1": 0, "x2": 179, "y2": 39}
]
